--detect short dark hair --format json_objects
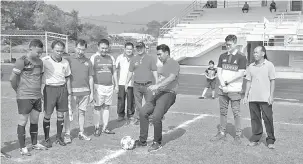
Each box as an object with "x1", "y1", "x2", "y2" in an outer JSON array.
[
  {"x1": 75, "y1": 39, "x2": 87, "y2": 48},
  {"x1": 125, "y1": 42, "x2": 134, "y2": 48},
  {"x1": 51, "y1": 40, "x2": 65, "y2": 49},
  {"x1": 156, "y1": 44, "x2": 170, "y2": 56},
  {"x1": 225, "y1": 34, "x2": 237, "y2": 43},
  {"x1": 29, "y1": 39, "x2": 43, "y2": 48},
  {"x1": 209, "y1": 60, "x2": 214, "y2": 65},
  {"x1": 98, "y1": 39, "x2": 110, "y2": 46}
]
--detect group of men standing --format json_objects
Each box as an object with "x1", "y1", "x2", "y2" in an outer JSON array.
[{"x1": 9, "y1": 37, "x2": 180, "y2": 156}]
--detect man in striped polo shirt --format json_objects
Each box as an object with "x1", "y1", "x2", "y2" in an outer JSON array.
[
  {"x1": 210, "y1": 35, "x2": 247, "y2": 145},
  {"x1": 63, "y1": 39, "x2": 94, "y2": 143},
  {"x1": 90, "y1": 39, "x2": 118, "y2": 136},
  {"x1": 42, "y1": 40, "x2": 71, "y2": 148}
]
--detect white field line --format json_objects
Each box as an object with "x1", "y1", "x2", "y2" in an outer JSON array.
[{"x1": 75, "y1": 114, "x2": 209, "y2": 164}]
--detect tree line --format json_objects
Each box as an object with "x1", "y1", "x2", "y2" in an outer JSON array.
[{"x1": 1, "y1": 1, "x2": 169, "y2": 42}]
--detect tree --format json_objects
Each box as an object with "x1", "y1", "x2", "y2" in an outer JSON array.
[
  {"x1": 78, "y1": 23, "x2": 108, "y2": 42},
  {"x1": 1, "y1": 1, "x2": 39, "y2": 30},
  {"x1": 146, "y1": 20, "x2": 162, "y2": 38}
]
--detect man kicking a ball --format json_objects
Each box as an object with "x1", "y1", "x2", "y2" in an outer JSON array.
[{"x1": 134, "y1": 44, "x2": 180, "y2": 152}]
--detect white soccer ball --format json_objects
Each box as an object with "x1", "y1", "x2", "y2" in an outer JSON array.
[{"x1": 120, "y1": 136, "x2": 135, "y2": 150}]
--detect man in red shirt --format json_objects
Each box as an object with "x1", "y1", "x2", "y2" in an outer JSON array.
[
  {"x1": 134, "y1": 44, "x2": 180, "y2": 152},
  {"x1": 10, "y1": 39, "x2": 47, "y2": 156},
  {"x1": 125, "y1": 42, "x2": 158, "y2": 125},
  {"x1": 63, "y1": 39, "x2": 94, "y2": 143}
]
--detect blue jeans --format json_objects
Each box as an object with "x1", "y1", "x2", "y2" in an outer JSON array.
[{"x1": 133, "y1": 82, "x2": 154, "y2": 120}]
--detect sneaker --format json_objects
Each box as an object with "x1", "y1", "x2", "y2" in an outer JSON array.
[
  {"x1": 44, "y1": 138, "x2": 52, "y2": 148},
  {"x1": 78, "y1": 132, "x2": 91, "y2": 141},
  {"x1": 55, "y1": 137, "x2": 66, "y2": 146},
  {"x1": 267, "y1": 144, "x2": 275, "y2": 149},
  {"x1": 210, "y1": 132, "x2": 226, "y2": 142},
  {"x1": 102, "y1": 128, "x2": 115, "y2": 134},
  {"x1": 233, "y1": 136, "x2": 242, "y2": 145},
  {"x1": 1, "y1": 151, "x2": 11, "y2": 158},
  {"x1": 247, "y1": 141, "x2": 259, "y2": 147},
  {"x1": 94, "y1": 127, "x2": 101, "y2": 137},
  {"x1": 212, "y1": 96, "x2": 215, "y2": 99},
  {"x1": 20, "y1": 147, "x2": 31, "y2": 156},
  {"x1": 64, "y1": 134, "x2": 72, "y2": 144},
  {"x1": 134, "y1": 140, "x2": 147, "y2": 147},
  {"x1": 32, "y1": 143, "x2": 48, "y2": 150},
  {"x1": 198, "y1": 96, "x2": 205, "y2": 99},
  {"x1": 148, "y1": 142, "x2": 163, "y2": 152}
]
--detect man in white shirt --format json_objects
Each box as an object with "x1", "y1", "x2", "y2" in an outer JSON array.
[
  {"x1": 116, "y1": 42, "x2": 135, "y2": 124},
  {"x1": 42, "y1": 40, "x2": 71, "y2": 148}
]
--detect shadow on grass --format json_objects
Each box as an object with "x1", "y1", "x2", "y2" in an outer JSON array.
[
  {"x1": 69, "y1": 118, "x2": 127, "y2": 139},
  {"x1": 161, "y1": 126, "x2": 186, "y2": 146}
]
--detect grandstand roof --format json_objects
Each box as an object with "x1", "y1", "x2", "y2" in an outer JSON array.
[{"x1": 1, "y1": 30, "x2": 46, "y2": 36}]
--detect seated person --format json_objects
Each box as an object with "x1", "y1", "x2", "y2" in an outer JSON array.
[
  {"x1": 270, "y1": 1, "x2": 276, "y2": 12},
  {"x1": 242, "y1": 2, "x2": 249, "y2": 13}
]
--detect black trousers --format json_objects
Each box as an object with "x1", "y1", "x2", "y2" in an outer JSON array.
[
  {"x1": 249, "y1": 102, "x2": 276, "y2": 144},
  {"x1": 117, "y1": 85, "x2": 135, "y2": 118},
  {"x1": 139, "y1": 91, "x2": 176, "y2": 144}
]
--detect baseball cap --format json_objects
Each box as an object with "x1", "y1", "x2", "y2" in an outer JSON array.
[{"x1": 136, "y1": 42, "x2": 145, "y2": 48}]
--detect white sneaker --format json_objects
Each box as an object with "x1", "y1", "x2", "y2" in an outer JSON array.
[
  {"x1": 32, "y1": 143, "x2": 48, "y2": 150},
  {"x1": 78, "y1": 132, "x2": 91, "y2": 141},
  {"x1": 20, "y1": 147, "x2": 31, "y2": 156},
  {"x1": 64, "y1": 134, "x2": 72, "y2": 144}
]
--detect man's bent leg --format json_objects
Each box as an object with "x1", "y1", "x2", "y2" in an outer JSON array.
[{"x1": 152, "y1": 92, "x2": 176, "y2": 144}]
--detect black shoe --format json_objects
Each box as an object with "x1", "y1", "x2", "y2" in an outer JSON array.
[
  {"x1": 210, "y1": 132, "x2": 226, "y2": 142},
  {"x1": 198, "y1": 96, "x2": 205, "y2": 99},
  {"x1": 44, "y1": 138, "x2": 52, "y2": 148},
  {"x1": 94, "y1": 127, "x2": 101, "y2": 137},
  {"x1": 148, "y1": 142, "x2": 163, "y2": 152},
  {"x1": 55, "y1": 137, "x2": 66, "y2": 146},
  {"x1": 134, "y1": 140, "x2": 147, "y2": 147},
  {"x1": 102, "y1": 128, "x2": 115, "y2": 134}
]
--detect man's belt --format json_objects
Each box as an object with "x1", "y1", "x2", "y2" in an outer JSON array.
[{"x1": 134, "y1": 81, "x2": 152, "y2": 86}]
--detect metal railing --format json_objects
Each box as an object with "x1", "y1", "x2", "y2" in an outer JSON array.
[
  {"x1": 159, "y1": 0, "x2": 205, "y2": 37},
  {"x1": 171, "y1": 28, "x2": 223, "y2": 60}
]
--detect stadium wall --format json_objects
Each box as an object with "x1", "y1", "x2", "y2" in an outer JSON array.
[{"x1": 179, "y1": 44, "x2": 224, "y2": 65}]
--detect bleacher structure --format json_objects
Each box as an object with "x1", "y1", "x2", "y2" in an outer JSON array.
[{"x1": 158, "y1": 0, "x2": 303, "y2": 68}]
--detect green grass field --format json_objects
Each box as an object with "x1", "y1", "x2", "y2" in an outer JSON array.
[{"x1": 1, "y1": 78, "x2": 303, "y2": 164}]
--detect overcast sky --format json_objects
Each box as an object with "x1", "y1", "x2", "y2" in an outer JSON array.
[{"x1": 45, "y1": 1, "x2": 191, "y2": 16}]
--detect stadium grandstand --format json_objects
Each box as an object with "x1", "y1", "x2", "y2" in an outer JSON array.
[{"x1": 158, "y1": 0, "x2": 303, "y2": 69}]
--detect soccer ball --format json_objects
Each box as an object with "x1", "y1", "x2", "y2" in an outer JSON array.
[{"x1": 120, "y1": 136, "x2": 135, "y2": 150}]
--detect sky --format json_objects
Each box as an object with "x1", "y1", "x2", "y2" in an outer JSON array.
[{"x1": 45, "y1": 1, "x2": 191, "y2": 17}]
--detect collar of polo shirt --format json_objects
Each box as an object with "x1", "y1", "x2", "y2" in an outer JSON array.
[
  {"x1": 253, "y1": 59, "x2": 268, "y2": 66},
  {"x1": 228, "y1": 49, "x2": 238, "y2": 56}
]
